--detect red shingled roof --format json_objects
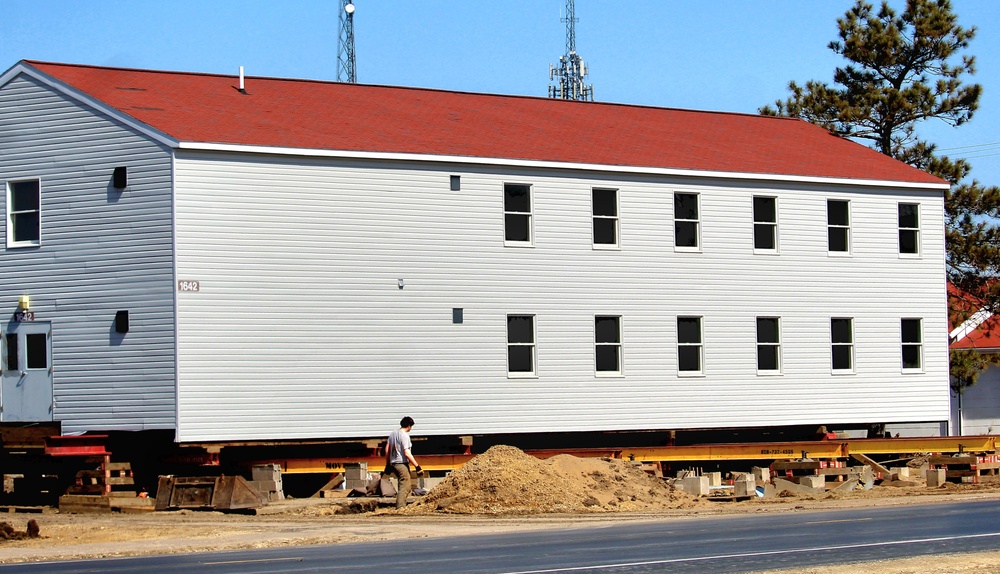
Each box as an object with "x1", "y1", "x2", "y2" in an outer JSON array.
[{"x1": 22, "y1": 61, "x2": 945, "y2": 185}]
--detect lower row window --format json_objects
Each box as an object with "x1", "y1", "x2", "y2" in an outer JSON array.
[{"x1": 504, "y1": 316, "x2": 924, "y2": 376}]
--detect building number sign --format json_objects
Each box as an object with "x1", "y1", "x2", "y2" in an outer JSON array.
[{"x1": 177, "y1": 280, "x2": 201, "y2": 292}]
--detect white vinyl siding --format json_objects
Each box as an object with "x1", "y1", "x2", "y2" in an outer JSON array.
[
  {"x1": 0, "y1": 74, "x2": 176, "y2": 433},
  {"x1": 171, "y1": 151, "x2": 948, "y2": 441}
]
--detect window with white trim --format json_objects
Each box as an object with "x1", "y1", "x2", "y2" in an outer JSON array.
[
  {"x1": 831, "y1": 317, "x2": 854, "y2": 372},
  {"x1": 595, "y1": 315, "x2": 622, "y2": 374},
  {"x1": 753, "y1": 196, "x2": 777, "y2": 251},
  {"x1": 7, "y1": 179, "x2": 40, "y2": 247},
  {"x1": 828, "y1": 199, "x2": 850, "y2": 254},
  {"x1": 898, "y1": 203, "x2": 919, "y2": 255},
  {"x1": 592, "y1": 188, "x2": 619, "y2": 247},
  {"x1": 901, "y1": 318, "x2": 923, "y2": 370},
  {"x1": 677, "y1": 316, "x2": 703, "y2": 374},
  {"x1": 674, "y1": 192, "x2": 700, "y2": 250},
  {"x1": 507, "y1": 314, "x2": 535, "y2": 376},
  {"x1": 504, "y1": 183, "x2": 532, "y2": 244},
  {"x1": 756, "y1": 317, "x2": 781, "y2": 373}
]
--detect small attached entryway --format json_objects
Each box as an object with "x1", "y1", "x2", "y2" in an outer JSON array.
[{"x1": 1, "y1": 321, "x2": 53, "y2": 421}]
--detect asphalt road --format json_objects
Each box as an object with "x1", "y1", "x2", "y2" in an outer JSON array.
[{"x1": 7, "y1": 499, "x2": 1000, "y2": 573}]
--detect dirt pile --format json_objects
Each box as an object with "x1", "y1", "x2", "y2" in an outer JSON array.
[{"x1": 402, "y1": 445, "x2": 704, "y2": 515}]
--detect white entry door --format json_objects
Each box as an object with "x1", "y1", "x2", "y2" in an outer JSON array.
[{"x1": 1, "y1": 321, "x2": 53, "y2": 421}]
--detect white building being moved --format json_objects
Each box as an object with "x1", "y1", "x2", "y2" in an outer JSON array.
[{"x1": 0, "y1": 61, "x2": 950, "y2": 445}]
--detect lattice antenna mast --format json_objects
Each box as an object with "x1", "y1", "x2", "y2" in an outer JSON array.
[
  {"x1": 337, "y1": 0, "x2": 357, "y2": 83},
  {"x1": 548, "y1": 0, "x2": 593, "y2": 101}
]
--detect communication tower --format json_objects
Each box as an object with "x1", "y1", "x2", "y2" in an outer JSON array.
[
  {"x1": 548, "y1": 0, "x2": 593, "y2": 101},
  {"x1": 337, "y1": 1, "x2": 357, "y2": 83}
]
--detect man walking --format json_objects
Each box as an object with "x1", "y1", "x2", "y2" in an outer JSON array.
[{"x1": 384, "y1": 416, "x2": 422, "y2": 508}]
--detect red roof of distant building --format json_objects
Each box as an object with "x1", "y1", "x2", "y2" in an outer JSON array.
[
  {"x1": 19, "y1": 60, "x2": 945, "y2": 186},
  {"x1": 949, "y1": 283, "x2": 1000, "y2": 351}
]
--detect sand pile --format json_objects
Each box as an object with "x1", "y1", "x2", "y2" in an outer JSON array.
[{"x1": 402, "y1": 445, "x2": 703, "y2": 515}]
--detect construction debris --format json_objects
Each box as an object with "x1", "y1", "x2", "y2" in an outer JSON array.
[{"x1": 0, "y1": 519, "x2": 39, "y2": 540}]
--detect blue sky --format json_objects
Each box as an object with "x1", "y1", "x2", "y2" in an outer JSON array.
[{"x1": 3, "y1": 0, "x2": 998, "y2": 184}]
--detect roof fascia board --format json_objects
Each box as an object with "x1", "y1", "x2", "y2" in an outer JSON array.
[
  {"x1": 5, "y1": 62, "x2": 179, "y2": 149},
  {"x1": 178, "y1": 142, "x2": 951, "y2": 191}
]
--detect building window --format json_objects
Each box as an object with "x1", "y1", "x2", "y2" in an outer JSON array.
[
  {"x1": 674, "y1": 192, "x2": 700, "y2": 250},
  {"x1": 592, "y1": 188, "x2": 619, "y2": 247},
  {"x1": 831, "y1": 317, "x2": 854, "y2": 372},
  {"x1": 7, "y1": 179, "x2": 40, "y2": 247},
  {"x1": 753, "y1": 196, "x2": 777, "y2": 251},
  {"x1": 901, "y1": 318, "x2": 922, "y2": 370},
  {"x1": 677, "y1": 316, "x2": 703, "y2": 374},
  {"x1": 595, "y1": 315, "x2": 622, "y2": 374},
  {"x1": 898, "y1": 203, "x2": 919, "y2": 255},
  {"x1": 3, "y1": 334, "x2": 17, "y2": 371},
  {"x1": 828, "y1": 199, "x2": 850, "y2": 254},
  {"x1": 507, "y1": 314, "x2": 535, "y2": 376},
  {"x1": 756, "y1": 317, "x2": 781, "y2": 373},
  {"x1": 504, "y1": 183, "x2": 532, "y2": 244}
]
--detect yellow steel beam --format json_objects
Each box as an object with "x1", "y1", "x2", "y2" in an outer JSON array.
[
  {"x1": 621, "y1": 441, "x2": 849, "y2": 462},
  {"x1": 845, "y1": 435, "x2": 996, "y2": 456},
  {"x1": 264, "y1": 436, "x2": 998, "y2": 474}
]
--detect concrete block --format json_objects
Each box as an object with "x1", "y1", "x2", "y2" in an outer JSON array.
[
  {"x1": 733, "y1": 475, "x2": 756, "y2": 497},
  {"x1": 799, "y1": 475, "x2": 826, "y2": 489},
  {"x1": 344, "y1": 463, "x2": 368, "y2": 481},
  {"x1": 752, "y1": 466, "x2": 770, "y2": 485},
  {"x1": 677, "y1": 476, "x2": 710, "y2": 497},
  {"x1": 251, "y1": 464, "x2": 282, "y2": 481},
  {"x1": 705, "y1": 472, "x2": 722, "y2": 487},
  {"x1": 926, "y1": 468, "x2": 947, "y2": 487},
  {"x1": 891, "y1": 467, "x2": 910, "y2": 481}
]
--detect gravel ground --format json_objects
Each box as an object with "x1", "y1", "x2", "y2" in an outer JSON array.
[{"x1": 2, "y1": 446, "x2": 1000, "y2": 571}]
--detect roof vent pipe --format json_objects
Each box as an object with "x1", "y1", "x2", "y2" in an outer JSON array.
[{"x1": 239, "y1": 66, "x2": 245, "y2": 93}]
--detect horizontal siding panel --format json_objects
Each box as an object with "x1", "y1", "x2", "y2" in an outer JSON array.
[{"x1": 173, "y1": 152, "x2": 948, "y2": 442}]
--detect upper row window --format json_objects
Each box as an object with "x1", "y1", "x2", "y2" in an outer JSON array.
[
  {"x1": 592, "y1": 188, "x2": 619, "y2": 247},
  {"x1": 502, "y1": 184, "x2": 921, "y2": 257},
  {"x1": 6, "y1": 179, "x2": 40, "y2": 248},
  {"x1": 504, "y1": 183, "x2": 532, "y2": 244},
  {"x1": 674, "y1": 193, "x2": 700, "y2": 250},
  {"x1": 753, "y1": 196, "x2": 777, "y2": 251},
  {"x1": 828, "y1": 199, "x2": 850, "y2": 254},
  {"x1": 899, "y1": 203, "x2": 920, "y2": 255}
]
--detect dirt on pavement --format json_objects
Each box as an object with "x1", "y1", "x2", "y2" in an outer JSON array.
[{"x1": 2, "y1": 445, "x2": 1000, "y2": 572}]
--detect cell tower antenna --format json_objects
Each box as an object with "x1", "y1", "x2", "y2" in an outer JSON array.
[
  {"x1": 548, "y1": 0, "x2": 593, "y2": 101},
  {"x1": 337, "y1": 0, "x2": 357, "y2": 83}
]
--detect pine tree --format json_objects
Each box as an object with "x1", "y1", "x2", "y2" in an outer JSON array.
[{"x1": 761, "y1": 0, "x2": 1000, "y2": 391}]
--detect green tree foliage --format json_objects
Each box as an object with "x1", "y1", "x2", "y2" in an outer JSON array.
[{"x1": 761, "y1": 0, "x2": 1000, "y2": 392}]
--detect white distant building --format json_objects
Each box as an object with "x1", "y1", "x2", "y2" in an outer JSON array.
[{"x1": 0, "y1": 60, "x2": 950, "y2": 443}]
